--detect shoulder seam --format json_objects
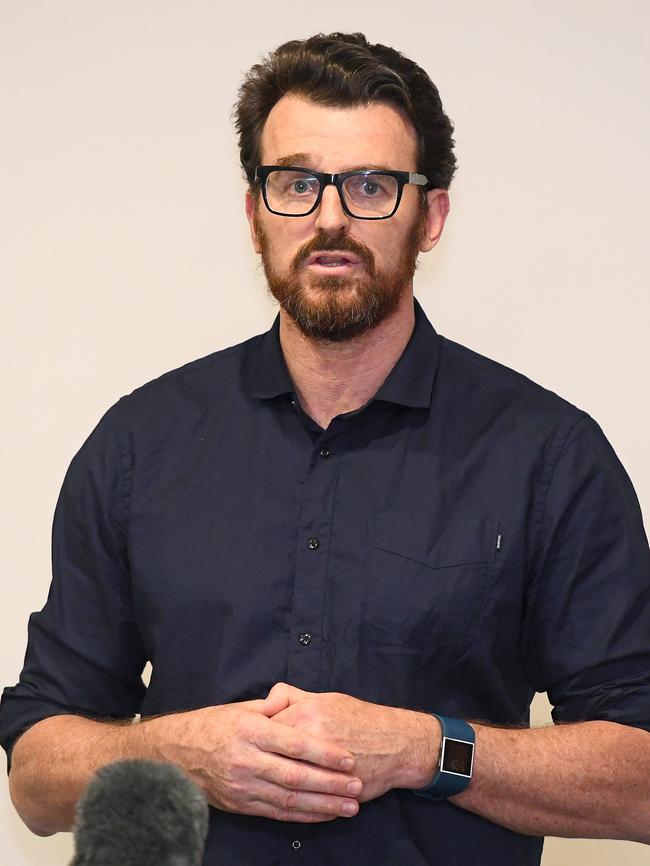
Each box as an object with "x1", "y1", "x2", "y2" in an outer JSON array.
[
  {"x1": 114, "y1": 397, "x2": 134, "y2": 543},
  {"x1": 527, "y1": 412, "x2": 591, "y2": 583},
  {"x1": 125, "y1": 338, "x2": 261, "y2": 398},
  {"x1": 521, "y1": 412, "x2": 591, "y2": 690},
  {"x1": 439, "y1": 335, "x2": 585, "y2": 413}
]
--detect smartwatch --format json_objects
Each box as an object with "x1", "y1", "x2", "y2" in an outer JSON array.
[{"x1": 414, "y1": 714, "x2": 475, "y2": 800}]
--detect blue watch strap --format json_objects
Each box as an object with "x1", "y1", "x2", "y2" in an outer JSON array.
[{"x1": 414, "y1": 714, "x2": 475, "y2": 800}]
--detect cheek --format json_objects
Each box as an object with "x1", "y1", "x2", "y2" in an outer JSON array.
[
  {"x1": 264, "y1": 219, "x2": 314, "y2": 262},
  {"x1": 373, "y1": 213, "x2": 423, "y2": 261},
  {"x1": 361, "y1": 227, "x2": 400, "y2": 264}
]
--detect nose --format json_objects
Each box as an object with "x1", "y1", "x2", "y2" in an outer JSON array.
[{"x1": 314, "y1": 184, "x2": 351, "y2": 233}]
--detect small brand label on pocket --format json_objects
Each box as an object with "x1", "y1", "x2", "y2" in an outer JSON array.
[{"x1": 495, "y1": 533, "x2": 502, "y2": 551}]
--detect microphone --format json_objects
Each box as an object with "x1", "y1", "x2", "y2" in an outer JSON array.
[{"x1": 70, "y1": 759, "x2": 209, "y2": 865}]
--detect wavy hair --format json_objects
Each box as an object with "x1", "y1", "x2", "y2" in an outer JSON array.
[{"x1": 234, "y1": 32, "x2": 456, "y2": 193}]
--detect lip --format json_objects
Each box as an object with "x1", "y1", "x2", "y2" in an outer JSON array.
[
  {"x1": 305, "y1": 251, "x2": 362, "y2": 268},
  {"x1": 306, "y1": 262, "x2": 361, "y2": 274}
]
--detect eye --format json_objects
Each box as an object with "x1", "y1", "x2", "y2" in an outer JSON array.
[
  {"x1": 361, "y1": 180, "x2": 381, "y2": 196},
  {"x1": 345, "y1": 175, "x2": 391, "y2": 199},
  {"x1": 292, "y1": 179, "x2": 311, "y2": 194}
]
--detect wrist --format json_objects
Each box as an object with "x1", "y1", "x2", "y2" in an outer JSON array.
[
  {"x1": 136, "y1": 708, "x2": 202, "y2": 765},
  {"x1": 394, "y1": 710, "x2": 442, "y2": 790}
]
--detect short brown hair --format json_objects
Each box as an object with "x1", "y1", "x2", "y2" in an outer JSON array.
[{"x1": 234, "y1": 32, "x2": 456, "y2": 192}]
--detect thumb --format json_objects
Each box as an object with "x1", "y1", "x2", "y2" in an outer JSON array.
[{"x1": 261, "y1": 682, "x2": 307, "y2": 716}]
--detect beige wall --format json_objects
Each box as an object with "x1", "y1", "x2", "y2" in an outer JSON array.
[{"x1": 1, "y1": 1, "x2": 648, "y2": 862}]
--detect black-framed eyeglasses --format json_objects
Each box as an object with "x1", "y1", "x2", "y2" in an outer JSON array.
[{"x1": 254, "y1": 165, "x2": 429, "y2": 220}]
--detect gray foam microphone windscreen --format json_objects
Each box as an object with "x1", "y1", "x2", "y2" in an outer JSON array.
[{"x1": 70, "y1": 759, "x2": 210, "y2": 866}]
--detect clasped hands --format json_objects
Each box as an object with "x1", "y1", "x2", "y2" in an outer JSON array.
[{"x1": 182, "y1": 683, "x2": 439, "y2": 824}]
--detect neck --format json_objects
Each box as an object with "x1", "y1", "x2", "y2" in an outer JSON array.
[{"x1": 278, "y1": 290, "x2": 416, "y2": 429}]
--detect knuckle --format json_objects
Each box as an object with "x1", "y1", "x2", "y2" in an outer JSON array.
[
  {"x1": 282, "y1": 769, "x2": 300, "y2": 789},
  {"x1": 228, "y1": 777, "x2": 246, "y2": 798},
  {"x1": 281, "y1": 788, "x2": 299, "y2": 810},
  {"x1": 229, "y1": 752, "x2": 249, "y2": 774},
  {"x1": 325, "y1": 797, "x2": 342, "y2": 815},
  {"x1": 289, "y1": 736, "x2": 308, "y2": 757}
]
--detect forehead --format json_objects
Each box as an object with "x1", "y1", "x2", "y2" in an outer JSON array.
[{"x1": 260, "y1": 93, "x2": 419, "y2": 171}]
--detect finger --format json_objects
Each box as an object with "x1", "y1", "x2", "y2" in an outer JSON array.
[
  {"x1": 254, "y1": 717, "x2": 355, "y2": 772},
  {"x1": 258, "y1": 752, "x2": 363, "y2": 799},
  {"x1": 270, "y1": 811, "x2": 337, "y2": 823},
  {"x1": 249, "y1": 778, "x2": 360, "y2": 819},
  {"x1": 234, "y1": 696, "x2": 292, "y2": 717},
  {"x1": 269, "y1": 706, "x2": 295, "y2": 726},
  {"x1": 215, "y1": 789, "x2": 338, "y2": 824},
  {"x1": 239, "y1": 698, "x2": 272, "y2": 713},
  {"x1": 260, "y1": 685, "x2": 293, "y2": 717},
  {"x1": 263, "y1": 682, "x2": 309, "y2": 712},
  {"x1": 250, "y1": 803, "x2": 338, "y2": 823}
]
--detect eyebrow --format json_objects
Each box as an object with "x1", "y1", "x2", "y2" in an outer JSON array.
[{"x1": 274, "y1": 153, "x2": 395, "y2": 173}]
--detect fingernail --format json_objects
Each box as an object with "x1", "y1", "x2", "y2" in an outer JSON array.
[
  {"x1": 340, "y1": 757, "x2": 354, "y2": 771},
  {"x1": 341, "y1": 801, "x2": 357, "y2": 816},
  {"x1": 346, "y1": 780, "x2": 362, "y2": 796}
]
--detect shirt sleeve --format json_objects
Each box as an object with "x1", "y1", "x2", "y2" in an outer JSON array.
[
  {"x1": 523, "y1": 413, "x2": 650, "y2": 731},
  {"x1": 0, "y1": 397, "x2": 147, "y2": 773}
]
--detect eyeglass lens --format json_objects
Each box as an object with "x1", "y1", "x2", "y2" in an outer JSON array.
[{"x1": 265, "y1": 170, "x2": 399, "y2": 217}]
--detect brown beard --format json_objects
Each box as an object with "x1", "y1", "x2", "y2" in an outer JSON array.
[{"x1": 254, "y1": 204, "x2": 426, "y2": 343}]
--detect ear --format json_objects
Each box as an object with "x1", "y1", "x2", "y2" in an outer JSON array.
[
  {"x1": 245, "y1": 189, "x2": 262, "y2": 254},
  {"x1": 418, "y1": 189, "x2": 450, "y2": 253}
]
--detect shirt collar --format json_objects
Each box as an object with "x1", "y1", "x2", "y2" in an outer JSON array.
[{"x1": 248, "y1": 296, "x2": 441, "y2": 410}]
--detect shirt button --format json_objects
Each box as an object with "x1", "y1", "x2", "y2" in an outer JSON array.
[
  {"x1": 298, "y1": 633, "x2": 312, "y2": 646},
  {"x1": 291, "y1": 839, "x2": 302, "y2": 850},
  {"x1": 319, "y1": 447, "x2": 331, "y2": 458},
  {"x1": 307, "y1": 537, "x2": 319, "y2": 550}
]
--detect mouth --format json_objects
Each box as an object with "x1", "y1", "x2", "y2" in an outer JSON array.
[{"x1": 304, "y1": 252, "x2": 362, "y2": 272}]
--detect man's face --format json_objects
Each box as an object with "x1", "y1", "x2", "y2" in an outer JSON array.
[{"x1": 246, "y1": 94, "x2": 444, "y2": 342}]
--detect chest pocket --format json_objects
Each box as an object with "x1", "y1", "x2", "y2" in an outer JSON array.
[{"x1": 364, "y1": 509, "x2": 498, "y2": 650}]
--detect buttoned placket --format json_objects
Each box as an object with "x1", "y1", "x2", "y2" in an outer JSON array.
[{"x1": 285, "y1": 401, "x2": 343, "y2": 691}]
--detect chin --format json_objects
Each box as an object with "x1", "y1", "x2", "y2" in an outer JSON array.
[
  {"x1": 303, "y1": 275, "x2": 360, "y2": 293},
  {"x1": 286, "y1": 295, "x2": 388, "y2": 344}
]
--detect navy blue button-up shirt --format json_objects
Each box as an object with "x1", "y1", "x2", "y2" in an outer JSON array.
[{"x1": 2, "y1": 298, "x2": 650, "y2": 865}]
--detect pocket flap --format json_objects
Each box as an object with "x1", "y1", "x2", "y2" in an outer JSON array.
[{"x1": 375, "y1": 508, "x2": 497, "y2": 569}]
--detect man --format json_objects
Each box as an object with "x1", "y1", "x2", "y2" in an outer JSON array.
[{"x1": 1, "y1": 32, "x2": 649, "y2": 865}]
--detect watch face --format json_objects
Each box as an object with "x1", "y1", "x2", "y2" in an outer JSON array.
[{"x1": 442, "y1": 737, "x2": 474, "y2": 777}]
